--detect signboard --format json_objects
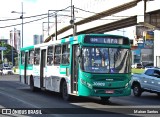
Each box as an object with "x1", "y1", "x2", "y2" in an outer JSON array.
[
  {"x1": 0, "y1": 47, "x2": 7, "y2": 50},
  {"x1": 89, "y1": 37, "x2": 120, "y2": 44},
  {"x1": 84, "y1": 35, "x2": 129, "y2": 45},
  {"x1": 136, "y1": 26, "x2": 149, "y2": 38},
  {"x1": 145, "y1": 31, "x2": 154, "y2": 40},
  {"x1": 144, "y1": 40, "x2": 154, "y2": 48}
]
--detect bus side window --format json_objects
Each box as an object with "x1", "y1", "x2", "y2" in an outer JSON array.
[
  {"x1": 21, "y1": 52, "x2": 25, "y2": 65},
  {"x1": 28, "y1": 50, "x2": 34, "y2": 65},
  {"x1": 54, "y1": 45, "x2": 61, "y2": 65},
  {"x1": 94, "y1": 48, "x2": 102, "y2": 66},
  {"x1": 62, "y1": 44, "x2": 70, "y2": 64},
  {"x1": 34, "y1": 48, "x2": 40, "y2": 65},
  {"x1": 84, "y1": 50, "x2": 90, "y2": 66},
  {"x1": 47, "y1": 46, "x2": 54, "y2": 65}
]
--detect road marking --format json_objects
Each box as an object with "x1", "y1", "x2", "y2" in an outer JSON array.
[{"x1": 0, "y1": 89, "x2": 39, "y2": 108}]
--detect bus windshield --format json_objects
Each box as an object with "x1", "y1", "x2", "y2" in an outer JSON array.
[{"x1": 81, "y1": 47, "x2": 131, "y2": 73}]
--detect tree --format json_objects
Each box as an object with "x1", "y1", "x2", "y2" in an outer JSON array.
[{"x1": 0, "y1": 42, "x2": 18, "y2": 66}]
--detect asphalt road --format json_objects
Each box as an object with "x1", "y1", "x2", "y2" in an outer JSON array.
[{"x1": 0, "y1": 75, "x2": 160, "y2": 117}]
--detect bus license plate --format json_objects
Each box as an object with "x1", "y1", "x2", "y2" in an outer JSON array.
[{"x1": 105, "y1": 90, "x2": 114, "y2": 94}]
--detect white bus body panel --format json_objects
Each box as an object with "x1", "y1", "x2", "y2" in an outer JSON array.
[
  {"x1": 45, "y1": 66, "x2": 61, "y2": 92},
  {"x1": 20, "y1": 69, "x2": 25, "y2": 84},
  {"x1": 44, "y1": 65, "x2": 71, "y2": 94},
  {"x1": 33, "y1": 65, "x2": 40, "y2": 88}
]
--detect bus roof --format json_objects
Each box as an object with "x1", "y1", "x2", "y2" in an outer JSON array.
[
  {"x1": 20, "y1": 45, "x2": 34, "y2": 51},
  {"x1": 21, "y1": 34, "x2": 130, "y2": 50}
]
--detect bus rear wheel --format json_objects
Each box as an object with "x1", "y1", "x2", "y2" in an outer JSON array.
[
  {"x1": 30, "y1": 75, "x2": 37, "y2": 92},
  {"x1": 62, "y1": 81, "x2": 70, "y2": 101}
]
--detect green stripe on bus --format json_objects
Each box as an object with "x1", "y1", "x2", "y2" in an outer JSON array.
[
  {"x1": 20, "y1": 65, "x2": 33, "y2": 70},
  {"x1": 21, "y1": 46, "x2": 34, "y2": 51},
  {"x1": 61, "y1": 39, "x2": 65, "y2": 44}
]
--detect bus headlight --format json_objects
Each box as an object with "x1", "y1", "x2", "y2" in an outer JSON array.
[
  {"x1": 80, "y1": 78, "x2": 86, "y2": 85},
  {"x1": 86, "y1": 82, "x2": 92, "y2": 89},
  {"x1": 125, "y1": 83, "x2": 129, "y2": 88},
  {"x1": 80, "y1": 78, "x2": 92, "y2": 89}
]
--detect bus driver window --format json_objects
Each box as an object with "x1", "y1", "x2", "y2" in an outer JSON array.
[{"x1": 94, "y1": 48, "x2": 102, "y2": 66}]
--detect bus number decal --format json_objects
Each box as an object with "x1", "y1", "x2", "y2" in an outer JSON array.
[{"x1": 93, "y1": 82, "x2": 105, "y2": 86}]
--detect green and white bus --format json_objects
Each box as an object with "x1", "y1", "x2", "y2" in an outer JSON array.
[{"x1": 19, "y1": 34, "x2": 131, "y2": 101}]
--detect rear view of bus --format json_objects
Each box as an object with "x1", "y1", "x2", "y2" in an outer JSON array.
[
  {"x1": 75, "y1": 34, "x2": 131, "y2": 101},
  {"x1": 19, "y1": 46, "x2": 34, "y2": 85}
]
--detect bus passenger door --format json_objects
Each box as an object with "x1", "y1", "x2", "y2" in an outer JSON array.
[
  {"x1": 40, "y1": 49, "x2": 46, "y2": 88},
  {"x1": 71, "y1": 45, "x2": 79, "y2": 94},
  {"x1": 24, "y1": 52, "x2": 28, "y2": 84}
]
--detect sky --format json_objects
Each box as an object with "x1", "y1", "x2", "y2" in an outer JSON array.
[
  {"x1": 0, "y1": 0, "x2": 158, "y2": 47},
  {"x1": 0, "y1": 0, "x2": 73, "y2": 46}
]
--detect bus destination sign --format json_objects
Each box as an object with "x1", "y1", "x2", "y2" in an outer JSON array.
[
  {"x1": 84, "y1": 36, "x2": 125, "y2": 44},
  {"x1": 90, "y1": 37, "x2": 121, "y2": 44}
]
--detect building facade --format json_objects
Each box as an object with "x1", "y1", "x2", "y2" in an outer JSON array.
[{"x1": 10, "y1": 28, "x2": 21, "y2": 53}]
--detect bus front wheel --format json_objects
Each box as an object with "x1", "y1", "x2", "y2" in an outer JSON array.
[{"x1": 62, "y1": 81, "x2": 70, "y2": 101}]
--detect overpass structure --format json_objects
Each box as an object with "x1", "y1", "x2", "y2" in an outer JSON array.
[{"x1": 44, "y1": 0, "x2": 157, "y2": 42}]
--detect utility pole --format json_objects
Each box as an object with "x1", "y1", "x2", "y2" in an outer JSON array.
[
  {"x1": 70, "y1": 5, "x2": 76, "y2": 36},
  {"x1": 72, "y1": 5, "x2": 77, "y2": 36},
  {"x1": 21, "y1": 2, "x2": 24, "y2": 48},
  {"x1": 144, "y1": 0, "x2": 147, "y2": 15},
  {"x1": 9, "y1": 30, "x2": 13, "y2": 66},
  {"x1": 48, "y1": 10, "x2": 58, "y2": 37},
  {"x1": 48, "y1": 10, "x2": 50, "y2": 36},
  {"x1": 42, "y1": 22, "x2": 54, "y2": 40},
  {"x1": 55, "y1": 13, "x2": 57, "y2": 40},
  {"x1": 47, "y1": 9, "x2": 70, "y2": 40},
  {"x1": 70, "y1": 0, "x2": 76, "y2": 36},
  {"x1": 71, "y1": 0, "x2": 73, "y2": 21},
  {"x1": 1, "y1": 42, "x2": 4, "y2": 65}
]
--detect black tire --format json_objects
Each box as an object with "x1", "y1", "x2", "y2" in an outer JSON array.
[
  {"x1": 157, "y1": 93, "x2": 160, "y2": 97},
  {"x1": 30, "y1": 75, "x2": 36, "y2": 92},
  {"x1": 133, "y1": 84, "x2": 142, "y2": 97},
  {"x1": 100, "y1": 97, "x2": 110, "y2": 102},
  {"x1": 62, "y1": 81, "x2": 70, "y2": 101}
]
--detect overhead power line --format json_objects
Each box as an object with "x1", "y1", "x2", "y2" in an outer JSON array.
[
  {"x1": 0, "y1": 6, "x2": 71, "y2": 22},
  {"x1": 0, "y1": 14, "x2": 55, "y2": 28},
  {"x1": 0, "y1": 13, "x2": 48, "y2": 21},
  {"x1": 74, "y1": 6, "x2": 130, "y2": 18},
  {"x1": 0, "y1": 5, "x2": 126, "y2": 28},
  {"x1": 74, "y1": 7, "x2": 97, "y2": 14},
  {"x1": 0, "y1": 14, "x2": 122, "y2": 28}
]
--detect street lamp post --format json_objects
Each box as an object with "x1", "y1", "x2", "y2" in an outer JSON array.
[
  {"x1": 11, "y1": 2, "x2": 24, "y2": 48},
  {"x1": 11, "y1": 2, "x2": 24, "y2": 82}
]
